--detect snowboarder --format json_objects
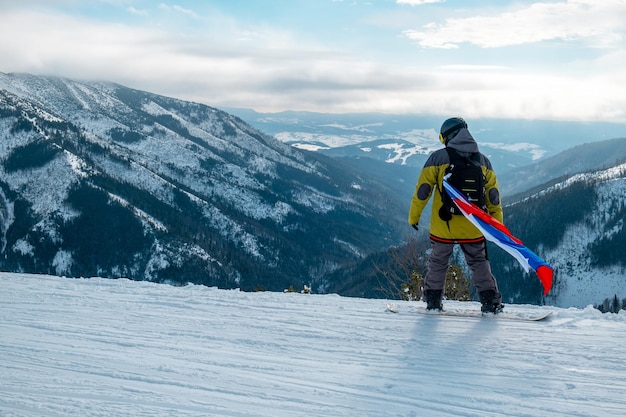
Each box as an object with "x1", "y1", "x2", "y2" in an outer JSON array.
[{"x1": 408, "y1": 117, "x2": 504, "y2": 313}]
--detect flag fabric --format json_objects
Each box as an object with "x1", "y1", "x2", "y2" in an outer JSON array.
[{"x1": 443, "y1": 178, "x2": 553, "y2": 296}]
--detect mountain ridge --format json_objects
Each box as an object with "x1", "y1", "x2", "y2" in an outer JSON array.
[
  {"x1": 0, "y1": 72, "x2": 407, "y2": 291},
  {"x1": 224, "y1": 107, "x2": 626, "y2": 168}
]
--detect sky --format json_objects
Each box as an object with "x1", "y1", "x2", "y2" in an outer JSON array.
[{"x1": 0, "y1": 0, "x2": 625, "y2": 122}]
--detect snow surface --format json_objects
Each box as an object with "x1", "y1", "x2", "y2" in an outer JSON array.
[{"x1": 2, "y1": 272, "x2": 626, "y2": 417}]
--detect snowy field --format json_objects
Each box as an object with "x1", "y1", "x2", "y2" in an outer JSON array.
[{"x1": 2, "y1": 272, "x2": 626, "y2": 417}]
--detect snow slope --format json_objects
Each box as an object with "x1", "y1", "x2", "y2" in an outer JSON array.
[{"x1": 2, "y1": 272, "x2": 625, "y2": 417}]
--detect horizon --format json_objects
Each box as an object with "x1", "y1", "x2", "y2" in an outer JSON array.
[{"x1": 1, "y1": 1, "x2": 625, "y2": 123}]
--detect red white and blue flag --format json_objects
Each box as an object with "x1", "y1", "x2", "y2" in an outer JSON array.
[{"x1": 443, "y1": 178, "x2": 553, "y2": 296}]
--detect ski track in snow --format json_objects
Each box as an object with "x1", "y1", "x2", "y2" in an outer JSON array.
[{"x1": 1, "y1": 273, "x2": 625, "y2": 417}]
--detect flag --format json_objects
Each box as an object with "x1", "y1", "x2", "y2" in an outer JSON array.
[{"x1": 443, "y1": 178, "x2": 553, "y2": 296}]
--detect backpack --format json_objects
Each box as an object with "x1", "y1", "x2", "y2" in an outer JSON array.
[{"x1": 438, "y1": 147, "x2": 487, "y2": 221}]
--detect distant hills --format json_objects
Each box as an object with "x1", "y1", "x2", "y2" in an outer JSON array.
[
  {"x1": 224, "y1": 107, "x2": 626, "y2": 170},
  {"x1": 499, "y1": 137, "x2": 626, "y2": 196}
]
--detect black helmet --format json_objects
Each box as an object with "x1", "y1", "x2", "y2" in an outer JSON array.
[{"x1": 439, "y1": 117, "x2": 467, "y2": 144}]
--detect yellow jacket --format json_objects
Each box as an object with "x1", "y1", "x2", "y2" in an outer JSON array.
[{"x1": 408, "y1": 128, "x2": 503, "y2": 243}]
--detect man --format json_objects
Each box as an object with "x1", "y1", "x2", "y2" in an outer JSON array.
[{"x1": 408, "y1": 117, "x2": 504, "y2": 313}]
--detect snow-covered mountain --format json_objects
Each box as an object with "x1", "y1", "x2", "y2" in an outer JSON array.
[
  {"x1": 511, "y1": 161, "x2": 626, "y2": 308},
  {"x1": 498, "y1": 137, "x2": 626, "y2": 196},
  {"x1": 3, "y1": 272, "x2": 626, "y2": 417},
  {"x1": 477, "y1": 148, "x2": 626, "y2": 308},
  {"x1": 0, "y1": 73, "x2": 407, "y2": 292}
]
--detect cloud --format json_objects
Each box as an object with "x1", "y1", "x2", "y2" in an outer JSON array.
[
  {"x1": 403, "y1": 0, "x2": 626, "y2": 48},
  {"x1": 0, "y1": 2, "x2": 625, "y2": 122},
  {"x1": 397, "y1": 0, "x2": 443, "y2": 5},
  {"x1": 158, "y1": 3, "x2": 199, "y2": 19},
  {"x1": 127, "y1": 7, "x2": 148, "y2": 16},
  {"x1": 440, "y1": 65, "x2": 510, "y2": 71}
]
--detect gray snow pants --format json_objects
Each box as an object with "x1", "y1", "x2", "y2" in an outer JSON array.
[{"x1": 424, "y1": 239, "x2": 501, "y2": 303}]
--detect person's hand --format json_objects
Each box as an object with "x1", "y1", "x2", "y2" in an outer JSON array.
[{"x1": 410, "y1": 224, "x2": 418, "y2": 231}]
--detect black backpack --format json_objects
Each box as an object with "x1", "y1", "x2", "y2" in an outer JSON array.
[{"x1": 438, "y1": 147, "x2": 487, "y2": 221}]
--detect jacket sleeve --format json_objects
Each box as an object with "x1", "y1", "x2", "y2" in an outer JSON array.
[
  {"x1": 484, "y1": 167, "x2": 503, "y2": 224},
  {"x1": 408, "y1": 156, "x2": 439, "y2": 225}
]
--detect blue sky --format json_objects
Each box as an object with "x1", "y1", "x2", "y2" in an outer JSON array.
[{"x1": 1, "y1": 0, "x2": 625, "y2": 122}]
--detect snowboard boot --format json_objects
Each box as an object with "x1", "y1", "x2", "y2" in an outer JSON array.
[
  {"x1": 424, "y1": 289, "x2": 443, "y2": 311},
  {"x1": 479, "y1": 290, "x2": 504, "y2": 314}
]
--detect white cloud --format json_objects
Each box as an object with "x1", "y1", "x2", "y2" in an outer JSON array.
[
  {"x1": 158, "y1": 3, "x2": 199, "y2": 19},
  {"x1": 0, "y1": 2, "x2": 625, "y2": 122},
  {"x1": 127, "y1": 6, "x2": 148, "y2": 16},
  {"x1": 397, "y1": 0, "x2": 443, "y2": 5},
  {"x1": 440, "y1": 65, "x2": 510, "y2": 71},
  {"x1": 404, "y1": 0, "x2": 626, "y2": 48}
]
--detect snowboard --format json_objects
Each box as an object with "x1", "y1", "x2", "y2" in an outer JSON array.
[{"x1": 386, "y1": 303, "x2": 552, "y2": 322}]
